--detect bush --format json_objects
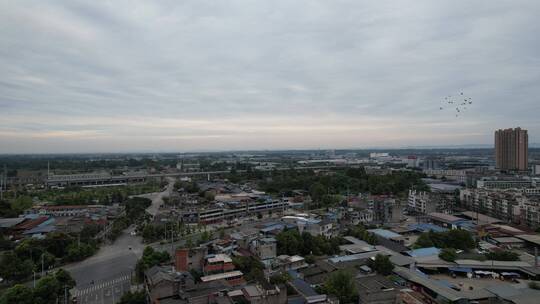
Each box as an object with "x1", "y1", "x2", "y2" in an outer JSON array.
[{"x1": 485, "y1": 251, "x2": 520, "y2": 261}]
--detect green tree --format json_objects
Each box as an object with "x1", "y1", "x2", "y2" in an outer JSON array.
[
  {"x1": 414, "y1": 229, "x2": 475, "y2": 250},
  {"x1": 414, "y1": 233, "x2": 435, "y2": 248},
  {"x1": 204, "y1": 191, "x2": 215, "y2": 201},
  {"x1": 199, "y1": 230, "x2": 213, "y2": 243},
  {"x1": 118, "y1": 290, "x2": 147, "y2": 304},
  {"x1": 0, "y1": 251, "x2": 33, "y2": 282},
  {"x1": 55, "y1": 268, "x2": 76, "y2": 287},
  {"x1": 368, "y1": 254, "x2": 394, "y2": 275},
  {"x1": 270, "y1": 272, "x2": 291, "y2": 285},
  {"x1": 33, "y1": 275, "x2": 62, "y2": 304},
  {"x1": 135, "y1": 247, "x2": 170, "y2": 281},
  {"x1": 310, "y1": 182, "x2": 326, "y2": 203},
  {"x1": 11, "y1": 196, "x2": 33, "y2": 213},
  {"x1": 323, "y1": 270, "x2": 357, "y2": 303},
  {"x1": 232, "y1": 256, "x2": 265, "y2": 282},
  {"x1": 0, "y1": 284, "x2": 34, "y2": 304},
  {"x1": 439, "y1": 248, "x2": 457, "y2": 262}
]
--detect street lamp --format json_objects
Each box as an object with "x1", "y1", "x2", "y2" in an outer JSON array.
[{"x1": 41, "y1": 253, "x2": 45, "y2": 277}]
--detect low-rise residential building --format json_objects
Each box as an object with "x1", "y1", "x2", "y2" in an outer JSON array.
[
  {"x1": 281, "y1": 216, "x2": 335, "y2": 237},
  {"x1": 145, "y1": 266, "x2": 195, "y2": 304},
  {"x1": 275, "y1": 255, "x2": 308, "y2": 271},
  {"x1": 180, "y1": 199, "x2": 288, "y2": 224},
  {"x1": 200, "y1": 270, "x2": 245, "y2": 286},
  {"x1": 476, "y1": 176, "x2": 538, "y2": 190},
  {"x1": 175, "y1": 246, "x2": 208, "y2": 272},
  {"x1": 204, "y1": 254, "x2": 235, "y2": 274},
  {"x1": 357, "y1": 275, "x2": 400, "y2": 304},
  {"x1": 250, "y1": 237, "x2": 277, "y2": 261},
  {"x1": 423, "y1": 169, "x2": 469, "y2": 183},
  {"x1": 408, "y1": 190, "x2": 453, "y2": 215}
]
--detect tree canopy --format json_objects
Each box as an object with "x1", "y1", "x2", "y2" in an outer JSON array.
[
  {"x1": 258, "y1": 168, "x2": 429, "y2": 206},
  {"x1": 322, "y1": 270, "x2": 357, "y2": 304},
  {"x1": 135, "y1": 247, "x2": 170, "y2": 281},
  {"x1": 118, "y1": 290, "x2": 147, "y2": 304},
  {"x1": 367, "y1": 254, "x2": 394, "y2": 275},
  {"x1": 439, "y1": 248, "x2": 457, "y2": 262},
  {"x1": 0, "y1": 269, "x2": 76, "y2": 304},
  {"x1": 275, "y1": 229, "x2": 342, "y2": 256},
  {"x1": 414, "y1": 229, "x2": 475, "y2": 250}
]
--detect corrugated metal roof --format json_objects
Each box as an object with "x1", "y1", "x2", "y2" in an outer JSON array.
[
  {"x1": 408, "y1": 223, "x2": 447, "y2": 233},
  {"x1": 406, "y1": 247, "x2": 441, "y2": 258},
  {"x1": 368, "y1": 229, "x2": 402, "y2": 239}
]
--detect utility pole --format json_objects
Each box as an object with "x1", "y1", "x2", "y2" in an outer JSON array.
[
  {"x1": 41, "y1": 253, "x2": 45, "y2": 277},
  {"x1": 170, "y1": 223, "x2": 174, "y2": 257}
]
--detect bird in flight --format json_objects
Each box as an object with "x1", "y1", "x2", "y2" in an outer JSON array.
[{"x1": 439, "y1": 92, "x2": 473, "y2": 117}]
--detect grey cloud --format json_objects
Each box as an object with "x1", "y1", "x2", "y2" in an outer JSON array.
[{"x1": 1, "y1": 0, "x2": 539, "y2": 153}]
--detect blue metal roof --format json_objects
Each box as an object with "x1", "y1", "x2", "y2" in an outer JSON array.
[
  {"x1": 288, "y1": 269, "x2": 300, "y2": 279},
  {"x1": 260, "y1": 224, "x2": 284, "y2": 232},
  {"x1": 38, "y1": 218, "x2": 55, "y2": 227},
  {"x1": 408, "y1": 223, "x2": 448, "y2": 233},
  {"x1": 406, "y1": 247, "x2": 441, "y2": 257},
  {"x1": 291, "y1": 278, "x2": 318, "y2": 297},
  {"x1": 368, "y1": 228, "x2": 402, "y2": 239}
]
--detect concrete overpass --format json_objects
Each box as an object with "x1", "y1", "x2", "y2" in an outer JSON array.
[{"x1": 45, "y1": 165, "x2": 355, "y2": 187}]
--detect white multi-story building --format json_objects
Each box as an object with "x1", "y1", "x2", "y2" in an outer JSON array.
[
  {"x1": 408, "y1": 189, "x2": 453, "y2": 214},
  {"x1": 423, "y1": 169, "x2": 469, "y2": 183},
  {"x1": 459, "y1": 188, "x2": 540, "y2": 228}
]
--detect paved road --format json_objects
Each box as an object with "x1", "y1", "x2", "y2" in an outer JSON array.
[
  {"x1": 64, "y1": 178, "x2": 174, "y2": 303},
  {"x1": 135, "y1": 177, "x2": 175, "y2": 217},
  {"x1": 72, "y1": 273, "x2": 132, "y2": 304}
]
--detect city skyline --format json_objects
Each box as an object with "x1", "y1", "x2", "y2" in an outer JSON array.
[{"x1": 2, "y1": 1, "x2": 540, "y2": 153}]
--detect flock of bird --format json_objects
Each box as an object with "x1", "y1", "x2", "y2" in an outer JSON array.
[{"x1": 439, "y1": 92, "x2": 473, "y2": 117}]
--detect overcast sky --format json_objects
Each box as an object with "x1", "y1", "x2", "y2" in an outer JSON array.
[{"x1": 1, "y1": 1, "x2": 539, "y2": 153}]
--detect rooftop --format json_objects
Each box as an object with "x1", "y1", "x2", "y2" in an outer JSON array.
[
  {"x1": 339, "y1": 243, "x2": 377, "y2": 254},
  {"x1": 356, "y1": 275, "x2": 398, "y2": 292},
  {"x1": 0, "y1": 217, "x2": 26, "y2": 228},
  {"x1": 343, "y1": 236, "x2": 371, "y2": 245},
  {"x1": 428, "y1": 212, "x2": 465, "y2": 224},
  {"x1": 408, "y1": 223, "x2": 448, "y2": 233},
  {"x1": 368, "y1": 228, "x2": 402, "y2": 239},
  {"x1": 491, "y1": 237, "x2": 525, "y2": 244},
  {"x1": 460, "y1": 211, "x2": 501, "y2": 225},
  {"x1": 200, "y1": 271, "x2": 243, "y2": 282},
  {"x1": 516, "y1": 234, "x2": 540, "y2": 246},
  {"x1": 207, "y1": 254, "x2": 233, "y2": 264},
  {"x1": 393, "y1": 267, "x2": 463, "y2": 302},
  {"x1": 405, "y1": 247, "x2": 441, "y2": 258},
  {"x1": 328, "y1": 251, "x2": 384, "y2": 264}
]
